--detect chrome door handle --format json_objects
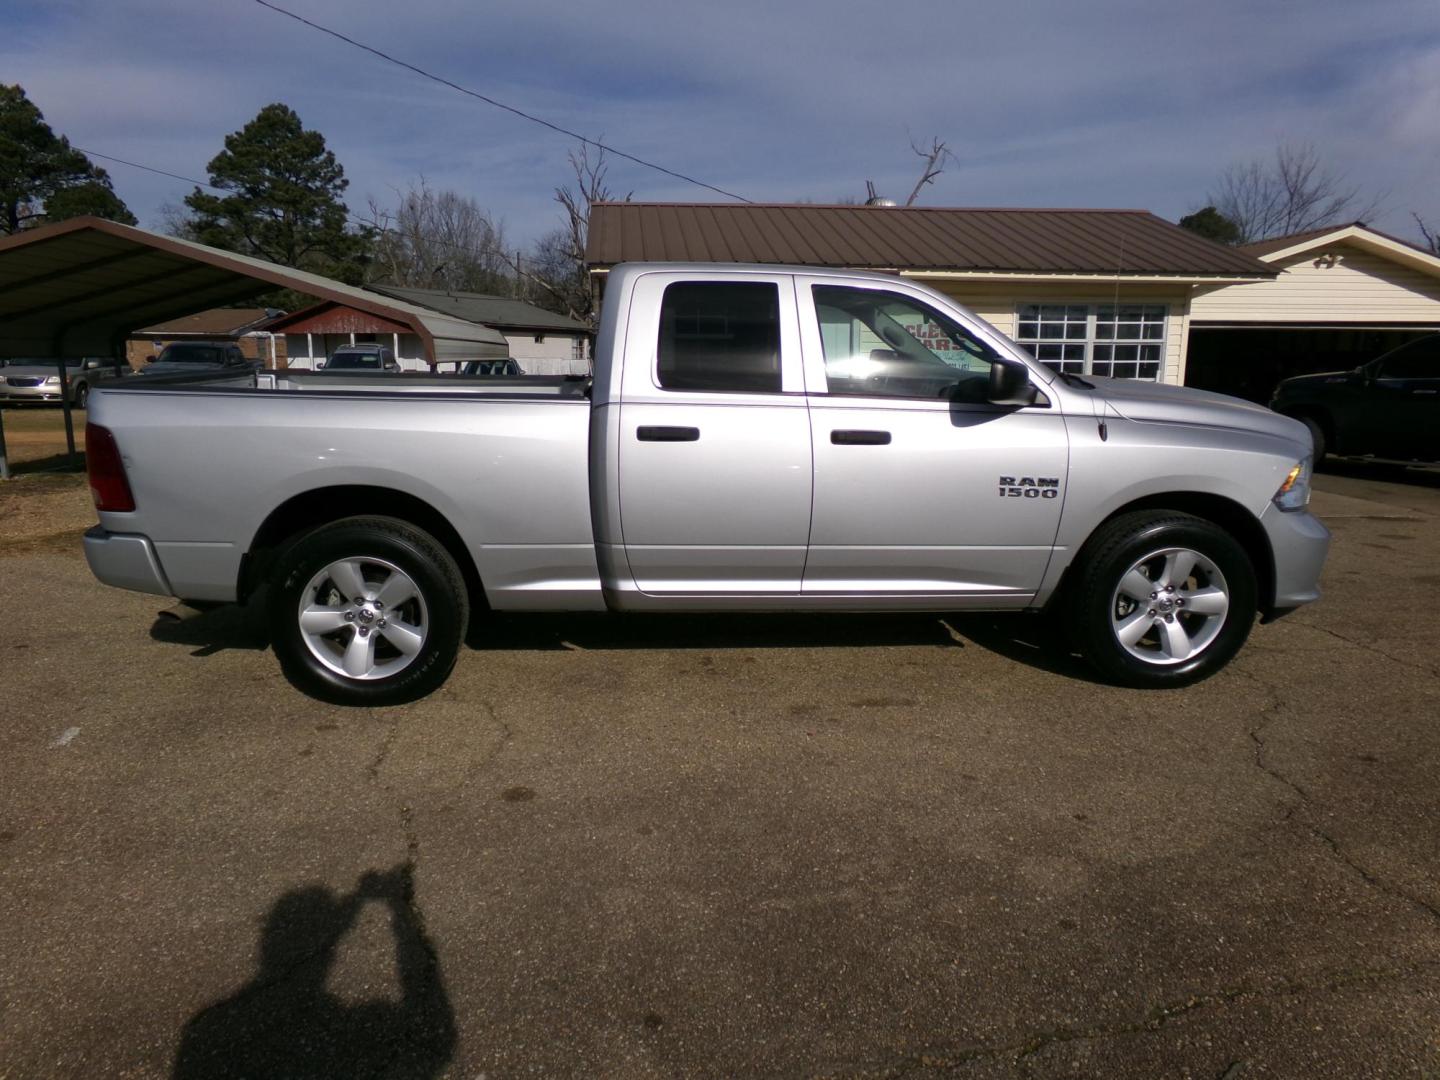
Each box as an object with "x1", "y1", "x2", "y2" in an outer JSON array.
[
  {"x1": 636, "y1": 425, "x2": 700, "y2": 442},
  {"x1": 830, "y1": 429, "x2": 891, "y2": 445}
]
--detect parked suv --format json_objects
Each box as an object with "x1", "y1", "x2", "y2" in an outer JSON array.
[
  {"x1": 319, "y1": 344, "x2": 401, "y2": 373},
  {"x1": 1270, "y1": 333, "x2": 1439, "y2": 464},
  {"x1": 0, "y1": 356, "x2": 128, "y2": 406}
]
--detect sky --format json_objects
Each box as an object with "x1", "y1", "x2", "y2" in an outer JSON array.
[{"x1": 4, "y1": 0, "x2": 1439, "y2": 251}]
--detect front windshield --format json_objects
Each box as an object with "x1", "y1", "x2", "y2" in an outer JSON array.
[
  {"x1": 327, "y1": 352, "x2": 381, "y2": 369},
  {"x1": 5, "y1": 357, "x2": 83, "y2": 368},
  {"x1": 157, "y1": 344, "x2": 224, "y2": 364}
]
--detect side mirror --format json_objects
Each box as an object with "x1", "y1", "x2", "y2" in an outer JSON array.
[
  {"x1": 988, "y1": 358, "x2": 1037, "y2": 406},
  {"x1": 315, "y1": 360, "x2": 326, "y2": 370},
  {"x1": 145, "y1": 356, "x2": 155, "y2": 364}
]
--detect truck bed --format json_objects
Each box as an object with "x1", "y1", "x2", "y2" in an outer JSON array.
[{"x1": 87, "y1": 368, "x2": 605, "y2": 611}]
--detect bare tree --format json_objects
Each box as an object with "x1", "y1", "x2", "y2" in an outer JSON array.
[
  {"x1": 368, "y1": 179, "x2": 512, "y2": 294},
  {"x1": 526, "y1": 143, "x2": 630, "y2": 323},
  {"x1": 1209, "y1": 141, "x2": 1381, "y2": 243},
  {"x1": 903, "y1": 136, "x2": 953, "y2": 207},
  {"x1": 1415, "y1": 212, "x2": 1440, "y2": 256}
]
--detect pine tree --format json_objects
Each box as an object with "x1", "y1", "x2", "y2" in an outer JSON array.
[
  {"x1": 0, "y1": 84, "x2": 135, "y2": 234},
  {"x1": 184, "y1": 104, "x2": 371, "y2": 282}
]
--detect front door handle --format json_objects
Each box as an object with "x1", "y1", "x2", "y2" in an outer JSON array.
[
  {"x1": 637, "y1": 425, "x2": 700, "y2": 442},
  {"x1": 831, "y1": 429, "x2": 891, "y2": 445}
]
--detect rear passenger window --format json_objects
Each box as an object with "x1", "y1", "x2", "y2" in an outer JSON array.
[{"x1": 657, "y1": 282, "x2": 781, "y2": 393}]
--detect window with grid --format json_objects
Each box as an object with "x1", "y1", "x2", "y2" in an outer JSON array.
[{"x1": 1014, "y1": 303, "x2": 1166, "y2": 380}]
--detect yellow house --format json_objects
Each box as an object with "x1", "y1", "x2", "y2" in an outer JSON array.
[{"x1": 1186, "y1": 223, "x2": 1440, "y2": 400}]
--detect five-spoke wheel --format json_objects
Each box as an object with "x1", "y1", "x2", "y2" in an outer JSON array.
[
  {"x1": 1066, "y1": 511, "x2": 1256, "y2": 688},
  {"x1": 269, "y1": 517, "x2": 468, "y2": 706}
]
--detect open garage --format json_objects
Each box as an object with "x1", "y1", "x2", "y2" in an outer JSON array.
[{"x1": 1186, "y1": 224, "x2": 1440, "y2": 401}]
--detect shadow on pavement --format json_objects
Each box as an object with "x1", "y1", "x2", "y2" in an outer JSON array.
[
  {"x1": 470, "y1": 609, "x2": 1102, "y2": 682},
  {"x1": 150, "y1": 603, "x2": 269, "y2": 657},
  {"x1": 1319, "y1": 460, "x2": 1440, "y2": 489},
  {"x1": 149, "y1": 602, "x2": 1099, "y2": 682},
  {"x1": 173, "y1": 864, "x2": 455, "y2": 1080}
]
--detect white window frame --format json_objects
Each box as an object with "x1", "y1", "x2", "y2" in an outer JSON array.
[{"x1": 1014, "y1": 303, "x2": 1167, "y2": 381}]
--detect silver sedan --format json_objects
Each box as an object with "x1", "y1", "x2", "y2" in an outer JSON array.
[{"x1": 0, "y1": 357, "x2": 129, "y2": 407}]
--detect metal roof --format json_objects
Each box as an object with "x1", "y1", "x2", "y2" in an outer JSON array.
[
  {"x1": 366, "y1": 285, "x2": 591, "y2": 334},
  {"x1": 133, "y1": 307, "x2": 277, "y2": 337},
  {"x1": 587, "y1": 203, "x2": 1277, "y2": 280},
  {"x1": 0, "y1": 217, "x2": 508, "y2": 361}
]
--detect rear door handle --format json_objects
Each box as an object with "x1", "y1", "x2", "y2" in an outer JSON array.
[
  {"x1": 830, "y1": 429, "x2": 891, "y2": 445},
  {"x1": 637, "y1": 425, "x2": 700, "y2": 442}
]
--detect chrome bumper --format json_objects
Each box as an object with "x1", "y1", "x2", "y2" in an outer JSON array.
[
  {"x1": 1259, "y1": 504, "x2": 1331, "y2": 613},
  {"x1": 83, "y1": 526, "x2": 173, "y2": 597}
]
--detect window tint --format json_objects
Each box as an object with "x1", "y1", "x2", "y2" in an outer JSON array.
[
  {"x1": 812, "y1": 285, "x2": 998, "y2": 401},
  {"x1": 1379, "y1": 336, "x2": 1438, "y2": 379},
  {"x1": 657, "y1": 282, "x2": 781, "y2": 393}
]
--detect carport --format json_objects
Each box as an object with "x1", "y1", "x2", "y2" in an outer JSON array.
[{"x1": 0, "y1": 216, "x2": 510, "y2": 477}]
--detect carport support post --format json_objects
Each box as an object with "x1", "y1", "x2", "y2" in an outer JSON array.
[
  {"x1": 0, "y1": 408, "x2": 10, "y2": 480},
  {"x1": 57, "y1": 357, "x2": 78, "y2": 467}
]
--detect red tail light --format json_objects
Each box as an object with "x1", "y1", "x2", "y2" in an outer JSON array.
[{"x1": 86, "y1": 422, "x2": 136, "y2": 512}]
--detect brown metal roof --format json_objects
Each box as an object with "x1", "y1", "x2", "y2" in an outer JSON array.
[
  {"x1": 587, "y1": 203, "x2": 1276, "y2": 279},
  {"x1": 0, "y1": 217, "x2": 508, "y2": 361},
  {"x1": 133, "y1": 307, "x2": 275, "y2": 337}
]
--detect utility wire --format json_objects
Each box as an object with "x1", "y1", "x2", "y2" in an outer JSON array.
[
  {"x1": 251, "y1": 0, "x2": 751, "y2": 204},
  {"x1": 14, "y1": 136, "x2": 586, "y2": 314},
  {"x1": 56, "y1": 142, "x2": 536, "y2": 273}
]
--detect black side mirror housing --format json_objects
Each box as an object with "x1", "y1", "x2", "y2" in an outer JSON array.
[{"x1": 988, "y1": 357, "x2": 1038, "y2": 406}]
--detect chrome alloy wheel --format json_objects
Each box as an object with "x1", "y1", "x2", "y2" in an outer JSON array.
[
  {"x1": 297, "y1": 557, "x2": 430, "y2": 680},
  {"x1": 1109, "y1": 546, "x2": 1230, "y2": 666}
]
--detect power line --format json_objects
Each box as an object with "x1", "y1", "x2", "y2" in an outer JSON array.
[
  {"x1": 250, "y1": 0, "x2": 750, "y2": 204},
  {"x1": 70, "y1": 145, "x2": 224, "y2": 192},
  {"x1": 27, "y1": 137, "x2": 582, "y2": 310}
]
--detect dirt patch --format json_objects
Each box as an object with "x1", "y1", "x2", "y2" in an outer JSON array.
[
  {"x1": 0, "y1": 473, "x2": 94, "y2": 553},
  {"x1": 0, "y1": 406, "x2": 84, "y2": 469}
]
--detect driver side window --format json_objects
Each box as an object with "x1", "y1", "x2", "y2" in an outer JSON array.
[{"x1": 811, "y1": 285, "x2": 999, "y2": 400}]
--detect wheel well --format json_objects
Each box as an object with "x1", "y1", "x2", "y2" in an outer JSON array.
[
  {"x1": 1060, "y1": 492, "x2": 1277, "y2": 615},
  {"x1": 239, "y1": 486, "x2": 486, "y2": 611}
]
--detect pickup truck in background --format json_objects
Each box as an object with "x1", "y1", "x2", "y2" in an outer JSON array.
[
  {"x1": 1270, "y1": 332, "x2": 1439, "y2": 465},
  {"x1": 82, "y1": 263, "x2": 1330, "y2": 705}
]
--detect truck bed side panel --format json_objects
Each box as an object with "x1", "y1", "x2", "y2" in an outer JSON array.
[{"x1": 90, "y1": 387, "x2": 604, "y2": 609}]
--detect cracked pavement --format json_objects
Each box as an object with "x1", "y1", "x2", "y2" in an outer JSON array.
[{"x1": 2, "y1": 465, "x2": 1439, "y2": 1078}]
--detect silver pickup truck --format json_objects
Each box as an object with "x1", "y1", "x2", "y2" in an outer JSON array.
[{"x1": 83, "y1": 263, "x2": 1329, "y2": 705}]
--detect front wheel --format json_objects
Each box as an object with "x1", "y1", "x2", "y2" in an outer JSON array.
[
  {"x1": 73, "y1": 382, "x2": 89, "y2": 409},
  {"x1": 268, "y1": 516, "x2": 469, "y2": 706},
  {"x1": 1300, "y1": 416, "x2": 1327, "y2": 465},
  {"x1": 1065, "y1": 512, "x2": 1257, "y2": 688}
]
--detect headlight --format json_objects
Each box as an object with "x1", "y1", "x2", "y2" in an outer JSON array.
[
  {"x1": 44, "y1": 376, "x2": 60, "y2": 385},
  {"x1": 1273, "y1": 456, "x2": 1312, "y2": 512}
]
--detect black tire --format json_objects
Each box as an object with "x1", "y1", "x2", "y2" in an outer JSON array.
[
  {"x1": 268, "y1": 516, "x2": 469, "y2": 706},
  {"x1": 1300, "y1": 416, "x2": 1326, "y2": 465},
  {"x1": 73, "y1": 382, "x2": 89, "y2": 409},
  {"x1": 1065, "y1": 511, "x2": 1257, "y2": 689}
]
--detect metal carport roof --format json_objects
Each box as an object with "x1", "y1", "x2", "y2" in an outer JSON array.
[{"x1": 0, "y1": 216, "x2": 510, "y2": 362}]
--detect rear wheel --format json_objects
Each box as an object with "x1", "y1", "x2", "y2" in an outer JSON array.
[
  {"x1": 268, "y1": 516, "x2": 468, "y2": 706},
  {"x1": 1065, "y1": 511, "x2": 1257, "y2": 688},
  {"x1": 73, "y1": 382, "x2": 89, "y2": 409}
]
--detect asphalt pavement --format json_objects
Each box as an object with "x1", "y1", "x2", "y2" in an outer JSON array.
[{"x1": 2, "y1": 467, "x2": 1439, "y2": 1079}]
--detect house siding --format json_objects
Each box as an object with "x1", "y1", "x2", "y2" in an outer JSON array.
[
  {"x1": 1189, "y1": 242, "x2": 1440, "y2": 323},
  {"x1": 920, "y1": 280, "x2": 1195, "y2": 384}
]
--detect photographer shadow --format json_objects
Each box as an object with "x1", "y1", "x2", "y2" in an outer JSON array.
[{"x1": 174, "y1": 864, "x2": 455, "y2": 1080}]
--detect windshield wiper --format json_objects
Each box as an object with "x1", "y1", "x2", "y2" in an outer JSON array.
[{"x1": 1056, "y1": 371, "x2": 1095, "y2": 390}]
